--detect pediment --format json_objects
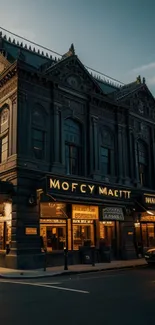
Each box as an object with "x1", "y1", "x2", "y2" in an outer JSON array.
[
  {"x1": 45, "y1": 55, "x2": 105, "y2": 96},
  {"x1": 117, "y1": 83, "x2": 155, "y2": 119},
  {"x1": 0, "y1": 53, "x2": 11, "y2": 74}
]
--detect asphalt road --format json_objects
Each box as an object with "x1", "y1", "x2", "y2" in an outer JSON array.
[{"x1": 1, "y1": 266, "x2": 155, "y2": 325}]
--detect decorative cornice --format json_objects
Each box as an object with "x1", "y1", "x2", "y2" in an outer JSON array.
[
  {"x1": 0, "y1": 76, "x2": 17, "y2": 101},
  {"x1": 0, "y1": 61, "x2": 17, "y2": 87}
]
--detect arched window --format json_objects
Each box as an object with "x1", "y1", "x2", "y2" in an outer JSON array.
[
  {"x1": 64, "y1": 119, "x2": 82, "y2": 175},
  {"x1": 0, "y1": 107, "x2": 9, "y2": 163},
  {"x1": 137, "y1": 140, "x2": 148, "y2": 186},
  {"x1": 32, "y1": 105, "x2": 46, "y2": 160},
  {"x1": 100, "y1": 127, "x2": 114, "y2": 176}
]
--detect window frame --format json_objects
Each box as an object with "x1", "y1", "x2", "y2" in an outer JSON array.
[
  {"x1": 100, "y1": 128, "x2": 114, "y2": 177},
  {"x1": 137, "y1": 141, "x2": 148, "y2": 187},
  {"x1": 32, "y1": 128, "x2": 45, "y2": 160},
  {"x1": 32, "y1": 106, "x2": 46, "y2": 160},
  {"x1": 0, "y1": 107, "x2": 9, "y2": 163},
  {"x1": 64, "y1": 118, "x2": 82, "y2": 176},
  {"x1": 100, "y1": 146, "x2": 111, "y2": 176}
]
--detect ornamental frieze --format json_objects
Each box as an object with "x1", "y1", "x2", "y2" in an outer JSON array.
[{"x1": 0, "y1": 77, "x2": 17, "y2": 102}]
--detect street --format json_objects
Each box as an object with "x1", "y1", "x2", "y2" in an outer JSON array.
[{"x1": 0, "y1": 267, "x2": 155, "y2": 325}]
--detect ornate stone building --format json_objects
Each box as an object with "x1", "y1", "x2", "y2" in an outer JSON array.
[{"x1": 0, "y1": 32, "x2": 155, "y2": 269}]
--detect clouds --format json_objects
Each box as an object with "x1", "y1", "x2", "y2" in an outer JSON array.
[
  {"x1": 132, "y1": 62, "x2": 155, "y2": 73},
  {"x1": 129, "y1": 61, "x2": 155, "y2": 92},
  {"x1": 147, "y1": 76, "x2": 155, "y2": 86}
]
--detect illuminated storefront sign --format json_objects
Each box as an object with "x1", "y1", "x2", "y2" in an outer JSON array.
[
  {"x1": 47, "y1": 178, "x2": 131, "y2": 200},
  {"x1": 72, "y1": 205, "x2": 98, "y2": 219},
  {"x1": 144, "y1": 194, "x2": 155, "y2": 205},
  {"x1": 25, "y1": 228, "x2": 37, "y2": 235}
]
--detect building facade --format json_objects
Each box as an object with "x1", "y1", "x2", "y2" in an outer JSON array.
[{"x1": 0, "y1": 32, "x2": 155, "y2": 269}]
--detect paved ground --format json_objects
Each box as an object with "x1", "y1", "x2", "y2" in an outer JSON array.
[
  {"x1": 1, "y1": 266, "x2": 155, "y2": 325},
  {"x1": 0, "y1": 258, "x2": 147, "y2": 278}
]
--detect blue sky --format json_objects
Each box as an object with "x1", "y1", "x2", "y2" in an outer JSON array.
[{"x1": 0, "y1": 0, "x2": 155, "y2": 94}]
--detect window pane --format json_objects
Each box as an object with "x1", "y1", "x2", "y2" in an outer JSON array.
[
  {"x1": 33, "y1": 129, "x2": 44, "y2": 141},
  {"x1": 32, "y1": 129, "x2": 44, "y2": 159},
  {"x1": 1, "y1": 135, "x2": 8, "y2": 162},
  {"x1": 0, "y1": 109, "x2": 9, "y2": 134},
  {"x1": 101, "y1": 147, "x2": 110, "y2": 175},
  {"x1": 65, "y1": 145, "x2": 79, "y2": 175},
  {"x1": 65, "y1": 145, "x2": 70, "y2": 174}
]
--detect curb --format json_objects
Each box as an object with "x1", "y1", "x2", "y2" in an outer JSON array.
[{"x1": 0, "y1": 263, "x2": 147, "y2": 280}]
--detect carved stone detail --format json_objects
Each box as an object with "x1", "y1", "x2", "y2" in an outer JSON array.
[
  {"x1": 0, "y1": 77, "x2": 17, "y2": 102},
  {"x1": 46, "y1": 57, "x2": 100, "y2": 95}
]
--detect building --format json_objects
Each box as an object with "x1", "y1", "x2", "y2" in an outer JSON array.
[{"x1": 0, "y1": 31, "x2": 155, "y2": 269}]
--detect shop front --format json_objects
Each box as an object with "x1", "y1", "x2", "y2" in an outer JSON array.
[
  {"x1": 37, "y1": 175, "x2": 136, "y2": 266},
  {"x1": 134, "y1": 192, "x2": 155, "y2": 253},
  {"x1": 99, "y1": 207, "x2": 125, "y2": 259},
  {"x1": 0, "y1": 180, "x2": 14, "y2": 267}
]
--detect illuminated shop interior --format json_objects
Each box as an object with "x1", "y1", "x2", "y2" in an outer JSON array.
[
  {"x1": 0, "y1": 202, "x2": 12, "y2": 251},
  {"x1": 134, "y1": 211, "x2": 155, "y2": 247}
]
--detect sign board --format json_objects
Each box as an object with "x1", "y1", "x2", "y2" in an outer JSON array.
[
  {"x1": 46, "y1": 176, "x2": 132, "y2": 201},
  {"x1": 102, "y1": 207, "x2": 124, "y2": 221},
  {"x1": 25, "y1": 228, "x2": 37, "y2": 235},
  {"x1": 144, "y1": 193, "x2": 155, "y2": 205},
  {"x1": 72, "y1": 205, "x2": 98, "y2": 219}
]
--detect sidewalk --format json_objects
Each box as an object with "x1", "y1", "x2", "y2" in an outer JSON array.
[{"x1": 0, "y1": 259, "x2": 147, "y2": 279}]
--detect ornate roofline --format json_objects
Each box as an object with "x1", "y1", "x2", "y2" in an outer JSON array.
[{"x1": 0, "y1": 28, "x2": 125, "y2": 90}]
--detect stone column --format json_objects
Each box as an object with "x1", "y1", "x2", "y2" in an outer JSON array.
[
  {"x1": 150, "y1": 127, "x2": 155, "y2": 188},
  {"x1": 122, "y1": 128, "x2": 127, "y2": 180},
  {"x1": 147, "y1": 132, "x2": 152, "y2": 188},
  {"x1": 51, "y1": 104, "x2": 65, "y2": 174},
  {"x1": 133, "y1": 135, "x2": 140, "y2": 186},
  {"x1": 117, "y1": 125, "x2": 123, "y2": 183},
  {"x1": 92, "y1": 116, "x2": 99, "y2": 172},
  {"x1": 129, "y1": 128, "x2": 134, "y2": 181},
  {"x1": 53, "y1": 104, "x2": 60, "y2": 163},
  {"x1": 5, "y1": 177, "x2": 43, "y2": 270}
]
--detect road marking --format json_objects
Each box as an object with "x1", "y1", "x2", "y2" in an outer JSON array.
[{"x1": 0, "y1": 280, "x2": 89, "y2": 294}]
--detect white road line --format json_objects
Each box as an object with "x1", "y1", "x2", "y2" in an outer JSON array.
[{"x1": 0, "y1": 280, "x2": 89, "y2": 294}]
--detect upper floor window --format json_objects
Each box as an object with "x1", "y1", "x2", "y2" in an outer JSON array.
[
  {"x1": 137, "y1": 140, "x2": 148, "y2": 187},
  {"x1": 0, "y1": 107, "x2": 9, "y2": 163},
  {"x1": 64, "y1": 118, "x2": 82, "y2": 175},
  {"x1": 100, "y1": 127, "x2": 114, "y2": 176},
  {"x1": 100, "y1": 147, "x2": 111, "y2": 175},
  {"x1": 32, "y1": 105, "x2": 46, "y2": 160}
]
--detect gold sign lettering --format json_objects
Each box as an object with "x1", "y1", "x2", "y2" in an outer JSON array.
[
  {"x1": 88, "y1": 185, "x2": 95, "y2": 194},
  {"x1": 80, "y1": 184, "x2": 86, "y2": 193},
  {"x1": 145, "y1": 197, "x2": 155, "y2": 204},
  {"x1": 99, "y1": 187, "x2": 107, "y2": 195},
  {"x1": 72, "y1": 183, "x2": 78, "y2": 192},
  {"x1": 62, "y1": 182, "x2": 69, "y2": 191},
  {"x1": 50, "y1": 179, "x2": 60, "y2": 189},
  {"x1": 108, "y1": 189, "x2": 113, "y2": 196},
  {"x1": 114, "y1": 190, "x2": 118, "y2": 197},
  {"x1": 49, "y1": 178, "x2": 131, "y2": 200}
]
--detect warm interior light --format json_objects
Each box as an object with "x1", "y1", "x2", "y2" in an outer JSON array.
[{"x1": 146, "y1": 210, "x2": 154, "y2": 215}]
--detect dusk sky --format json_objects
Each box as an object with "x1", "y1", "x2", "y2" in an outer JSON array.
[{"x1": 0, "y1": 0, "x2": 155, "y2": 94}]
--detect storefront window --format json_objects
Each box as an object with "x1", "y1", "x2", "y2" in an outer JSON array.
[
  {"x1": 72, "y1": 205, "x2": 98, "y2": 250},
  {"x1": 138, "y1": 223, "x2": 155, "y2": 248},
  {"x1": 99, "y1": 221, "x2": 115, "y2": 246},
  {"x1": 40, "y1": 222, "x2": 66, "y2": 251},
  {"x1": 73, "y1": 221, "x2": 94, "y2": 250},
  {"x1": 40, "y1": 202, "x2": 67, "y2": 252},
  {"x1": 0, "y1": 202, "x2": 12, "y2": 250}
]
